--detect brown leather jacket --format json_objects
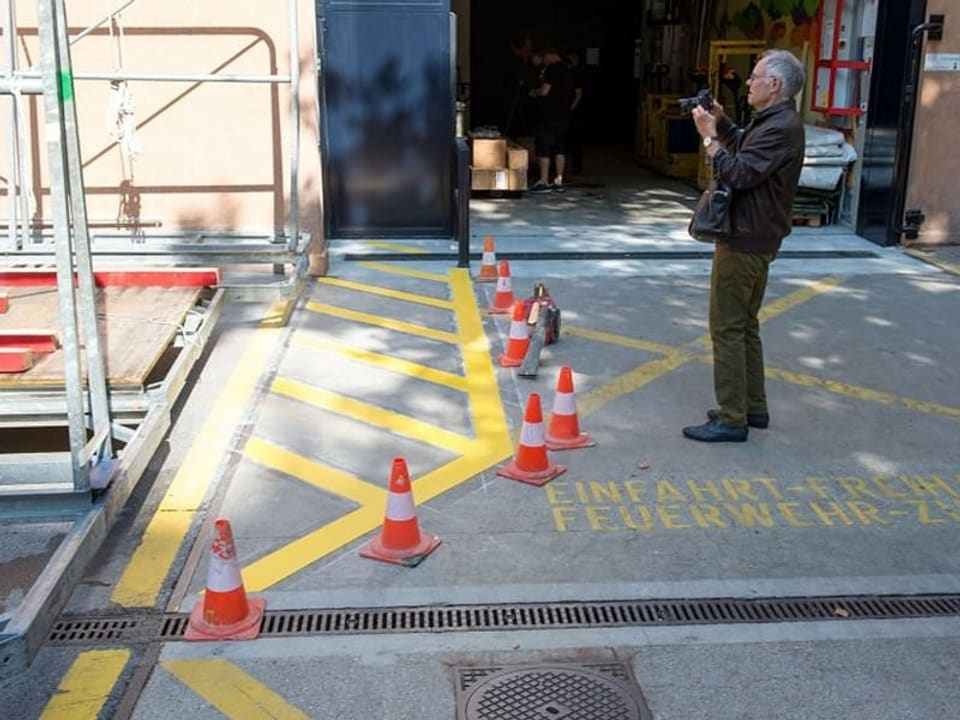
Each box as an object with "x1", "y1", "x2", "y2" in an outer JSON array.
[{"x1": 713, "y1": 100, "x2": 805, "y2": 254}]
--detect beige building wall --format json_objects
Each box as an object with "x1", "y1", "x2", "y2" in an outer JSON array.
[
  {"x1": 1, "y1": 0, "x2": 326, "y2": 272},
  {"x1": 907, "y1": 0, "x2": 959, "y2": 245}
]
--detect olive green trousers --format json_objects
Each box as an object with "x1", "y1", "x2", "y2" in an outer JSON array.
[{"x1": 709, "y1": 243, "x2": 775, "y2": 427}]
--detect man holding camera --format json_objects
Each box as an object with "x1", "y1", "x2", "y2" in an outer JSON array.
[{"x1": 682, "y1": 49, "x2": 806, "y2": 443}]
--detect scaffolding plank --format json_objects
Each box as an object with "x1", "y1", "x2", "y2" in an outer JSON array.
[
  {"x1": 0, "y1": 285, "x2": 201, "y2": 388},
  {"x1": 0, "y1": 267, "x2": 221, "y2": 287},
  {"x1": 0, "y1": 331, "x2": 60, "y2": 353}
]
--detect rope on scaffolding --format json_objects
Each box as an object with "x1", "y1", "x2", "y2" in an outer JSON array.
[{"x1": 106, "y1": 1, "x2": 141, "y2": 171}]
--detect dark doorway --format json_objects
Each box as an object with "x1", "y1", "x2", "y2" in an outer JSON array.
[{"x1": 469, "y1": 1, "x2": 644, "y2": 147}]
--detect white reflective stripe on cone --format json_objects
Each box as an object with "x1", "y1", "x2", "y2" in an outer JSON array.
[
  {"x1": 552, "y1": 391, "x2": 576, "y2": 415},
  {"x1": 496, "y1": 275, "x2": 510, "y2": 291},
  {"x1": 482, "y1": 252, "x2": 494, "y2": 264},
  {"x1": 207, "y1": 556, "x2": 243, "y2": 592},
  {"x1": 520, "y1": 420, "x2": 545, "y2": 447},
  {"x1": 508, "y1": 320, "x2": 527, "y2": 339},
  {"x1": 386, "y1": 491, "x2": 416, "y2": 521}
]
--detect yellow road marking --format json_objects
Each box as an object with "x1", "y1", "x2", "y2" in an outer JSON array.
[
  {"x1": 292, "y1": 334, "x2": 469, "y2": 391},
  {"x1": 258, "y1": 297, "x2": 299, "y2": 329},
  {"x1": 272, "y1": 377, "x2": 474, "y2": 454},
  {"x1": 40, "y1": 650, "x2": 130, "y2": 720},
  {"x1": 241, "y1": 269, "x2": 512, "y2": 591},
  {"x1": 359, "y1": 261, "x2": 449, "y2": 282},
  {"x1": 245, "y1": 437, "x2": 387, "y2": 505},
  {"x1": 758, "y1": 277, "x2": 843, "y2": 323},
  {"x1": 575, "y1": 279, "x2": 843, "y2": 417},
  {"x1": 111, "y1": 313, "x2": 283, "y2": 608},
  {"x1": 563, "y1": 325, "x2": 677, "y2": 355},
  {"x1": 367, "y1": 240, "x2": 429, "y2": 254},
  {"x1": 318, "y1": 276, "x2": 455, "y2": 309},
  {"x1": 764, "y1": 367, "x2": 960, "y2": 420},
  {"x1": 164, "y1": 659, "x2": 309, "y2": 720},
  {"x1": 306, "y1": 301, "x2": 459, "y2": 343}
]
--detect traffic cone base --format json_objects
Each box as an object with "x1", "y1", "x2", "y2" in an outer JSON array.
[
  {"x1": 185, "y1": 597, "x2": 265, "y2": 641},
  {"x1": 360, "y1": 533, "x2": 442, "y2": 567},
  {"x1": 545, "y1": 431, "x2": 595, "y2": 451},
  {"x1": 497, "y1": 460, "x2": 566, "y2": 486}
]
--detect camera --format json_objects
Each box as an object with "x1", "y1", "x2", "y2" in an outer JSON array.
[{"x1": 679, "y1": 89, "x2": 714, "y2": 113}]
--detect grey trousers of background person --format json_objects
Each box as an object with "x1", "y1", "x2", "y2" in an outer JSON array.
[{"x1": 709, "y1": 243, "x2": 776, "y2": 427}]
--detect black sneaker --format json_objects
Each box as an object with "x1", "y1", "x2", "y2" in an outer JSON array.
[
  {"x1": 552, "y1": 183, "x2": 566, "y2": 193},
  {"x1": 529, "y1": 180, "x2": 552, "y2": 193}
]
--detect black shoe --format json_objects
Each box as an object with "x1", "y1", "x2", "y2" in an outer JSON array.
[
  {"x1": 552, "y1": 183, "x2": 566, "y2": 193},
  {"x1": 529, "y1": 180, "x2": 552, "y2": 193},
  {"x1": 707, "y1": 408, "x2": 769, "y2": 429},
  {"x1": 682, "y1": 417, "x2": 748, "y2": 442}
]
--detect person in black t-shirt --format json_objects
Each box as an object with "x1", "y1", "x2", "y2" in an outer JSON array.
[{"x1": 528, "y1": 44, "x2": 573, "y2": 192}]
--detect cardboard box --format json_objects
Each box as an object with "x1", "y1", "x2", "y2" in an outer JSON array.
[
  {"x1": 471, "y1": 168, "x2": 526, "y2": 192},
  {"x1": 506, "y1": 168, "x2": 527, "y2": 191},
  {"x1": 506, "y1": 142, "x2": 529, "y2": 170},
  {"x1": 472, "y1": 138, "x2": 506, "y2": 170}
]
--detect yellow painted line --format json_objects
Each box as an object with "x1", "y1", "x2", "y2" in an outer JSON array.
[
  {"x1": 563, "y1": 325, "x2": 678, "y2": 356},
  {"x1": 306, "y1": 301, "x2": 459, "y2": 344},
  {"x1": 243, "y1": 450, "x2": 504, "y2": 591},
  {"x1": 578, "y1": 353, "x2": 694, "y2": 418},
  {"x1": 244, "y1": 504, "x2": 385, "y2": 591},
  {"x1": 759, "y1": 277, "x2": 842, "y2": 323},
  {"x1": 576, "y1": 279, "x2": 844, "y2": 418},
  {"x1": 318, "y1": 276, "x2": 454, "y2": 310},
  {"x1": 292, "y1": 333, "x2": 469, "y2": 391},
  {"x1": 164, "y1": 659, "x2": 309, "y2": 720},
  {"x1": 359, "y1": 261, "x2": 449, "y2": 282},
  {"x1": 367, "y1": 240, "x2": 429, "y2": 254},
  {"x1": 448, "y1": 268, "x2": 514, "y2": 458},
  {"x1": 40, "y1": 650, "x2": 130, "y2": 720},
  {"x1": 258, "y1": 297, "x2": 298, "y2": 329},
  {"x1": 765, "y1": 367, "x2": 960, "y2": 420},
  {"x1": 245, "y1": 436, "x2": 386, "y2": 506},
  {"x1": 272, "y1": 376, "x2": 475, "y2": 454},
  {"x1": 111, "y1": 316, "x2": 284, "y2": 608},
  {"x1": 241, "y1": 269, "x2": 512, "y2": 592}
]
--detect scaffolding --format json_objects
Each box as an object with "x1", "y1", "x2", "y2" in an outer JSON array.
[{"x1": 0, "y1": 0, "x2": 307, "y2": 679}]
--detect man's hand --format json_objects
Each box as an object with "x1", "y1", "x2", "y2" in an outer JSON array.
[{"x1": 692, "y1": 105, "x2": 718, "y2": 139}]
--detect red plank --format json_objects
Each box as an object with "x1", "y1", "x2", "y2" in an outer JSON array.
[
  {"x1": 0, "y1": 348, "x2": 34, "y2": 373},
  {"x1": 0, "y1": 267, "x2": 220, "y2": 287},
  {"x1": 0, "y1": 331, "x2": 60, "y2": 353}
]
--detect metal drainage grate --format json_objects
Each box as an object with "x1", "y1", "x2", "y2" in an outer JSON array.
[
  {"x1": 47, "y1": 593, "x2": 960, "y2": 645},
  {"x1": 455, "y1": 662, "x2": 652, "y2": 720}
]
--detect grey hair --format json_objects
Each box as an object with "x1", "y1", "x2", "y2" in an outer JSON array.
[{"x1": 763, "y1": 49, "x2": 805, "y2": 99}]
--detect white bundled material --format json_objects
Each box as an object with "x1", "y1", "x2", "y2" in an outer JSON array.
[{"x1": 799, "y1": 124, "x2": 858, "y2": 191}]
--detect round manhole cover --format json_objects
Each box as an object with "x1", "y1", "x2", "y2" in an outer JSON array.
[{"x1": 463, "y1": 664, "x2": 649, "y2": 720}]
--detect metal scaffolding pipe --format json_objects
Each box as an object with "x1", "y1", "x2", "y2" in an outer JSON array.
[
  {"x1": 288, "y1": 0, "x2": 301, "y2": 252},
  {"x1": 18, "y1": 71, "x2": 292, "y2": 83}
]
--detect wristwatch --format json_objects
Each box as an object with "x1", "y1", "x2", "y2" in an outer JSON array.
[{"x1": 703, "y1": 135, "x2": 718, "y2": 148}]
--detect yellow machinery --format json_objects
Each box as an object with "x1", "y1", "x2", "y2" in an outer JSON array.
[
  {"x1": 698, "y1": 41, "x2": 766, "y2": 188},
  {"x1": 638, "y1": 94, "x2": 700, "y2": 184}
]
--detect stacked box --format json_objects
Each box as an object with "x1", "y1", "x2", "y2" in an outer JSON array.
[{"x1": 471, "y1": 137, "x2": 528, "y2": 191}]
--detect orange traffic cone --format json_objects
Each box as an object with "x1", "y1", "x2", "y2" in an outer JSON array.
[
  {"x1": 499, "y1": 300, "x2": 531, "y2": 367},
  {"x1": 487, "y1": 260, "x2": 515, "y2": 314},
  {"x1": 497, "y1": 393, "x2": 566, "y2": 486},
  {"x1": 185, "y1": 519, "x2": 265, "y2": 641},
  {"x1": 475, "y1": 236, "x2": 499, "y2": 282},
  {"x1": 360, "y1": 457, "x2": 441, "y2": 567},
  {"x1": 546, "y1": 366, "x2": 595, "y2": 450}
]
